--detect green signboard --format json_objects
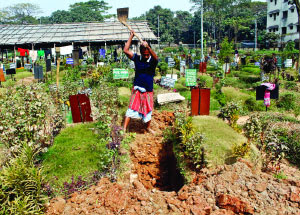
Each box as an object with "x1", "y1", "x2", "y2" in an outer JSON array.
[
  {"x1": 276, "y1": 56, "x2": 282, "y2": 67},
  {"x1": 185, "y1": 69, "x2": 197, "y2": 86},
  {"x1": 113, "y1": 68, "x2": 129, "y2": 79}
]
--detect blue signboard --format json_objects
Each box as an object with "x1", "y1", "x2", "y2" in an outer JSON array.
[{"x1": 66, "y1": 58, "x2": 74, "y2": 65}]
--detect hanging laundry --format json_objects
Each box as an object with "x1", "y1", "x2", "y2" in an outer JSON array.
[
  {"x1": 17, "y1": 48, "x2": 29, "y2": 57},
  {"x1": 81, "y1": 46, "x2": 88, "y2": 52},
  {"x1": 44, "y1": 49, "x2": 52, "y2": 60},
  {"x1": 38, "y1": 50, "x2": 45, "y2": 57},
  {"x1": 51, "y1": 48, "x2": 56, "y2": 57},
  {"x1": 79, "y1": 48, "x2": 83, "y2": 59},
  {"x1": 60, "y1": 45, "x2": 73, "y2": 55},
  {"x1": 29, "y1": 50, "x2": 38, "y2": 62},
  {"x1": 261, "y1": 83, "x2": 276, "y2": 107},
  {"x1": 99, "y1": 48, "x2": 106, "y2": 58}
]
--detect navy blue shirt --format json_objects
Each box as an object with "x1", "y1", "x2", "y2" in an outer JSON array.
[{"x1": 131, "y1": 54, "x2": 158, "y2": 92}]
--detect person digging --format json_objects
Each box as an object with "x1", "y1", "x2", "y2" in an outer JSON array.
[{"x1": 123, "y1": 30, "x2": 158, "y2": 134}]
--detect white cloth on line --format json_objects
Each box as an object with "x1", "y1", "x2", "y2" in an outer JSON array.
[
  {"x1": 29, "y1": 50, "x2": 37, "y2": 62},
  {"x1": 60, "y1": 45, "x2": 73, "y2": 55}
]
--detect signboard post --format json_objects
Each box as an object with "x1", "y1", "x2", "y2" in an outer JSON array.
[
  {"x1": 185, "y1": 69, "x2": 197, "y2": 86},
  {"x1": 113, "y1": 68, "x2": 129, "y2": 79}
]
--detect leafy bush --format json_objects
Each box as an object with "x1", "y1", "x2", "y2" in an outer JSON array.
[
  {"x1": 0, "y1": 84, "x2": 64, "y2": 156},
  {"x1": 158, "y1": 61, "x2": 168, "y2": 76},
  {"x1": 174, "y1": 83, "x2": 188, "y2": 92},
  {"x1": 164, "y1": 112, "x2": 207, "y2": 173},
  {"x1": 244, "y1": 112, "x2": 300, "y2": 171},
  {"x1": 197, "y1": 75, "x2": 213, "y2": 88},
  {"x1": 284, "y1": 81, "x2": 297, "y2": 90},
  {"x1": 244, "y1": 97, "x2": 264, "y2": 112},
  {"x1": 276, "y1": 92, "x2": 296, "y2": 111},
  {"x1": 218, "y1": 101, "x2": 242, "y2": 130},
  {"x1": 232, "y1": 142, "x2": 251, "y2": 158},
  {"x1": 0, "y1": 144, "x2": 47, "y2": 214}
]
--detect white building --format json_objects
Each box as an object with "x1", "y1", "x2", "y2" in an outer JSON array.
[{"x1": 267, "y1": 0, "x2": 299, "y2": 45}]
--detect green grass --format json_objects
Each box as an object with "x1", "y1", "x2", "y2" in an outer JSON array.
[
  {"x1": 42, "y1": 123, "x2": 109, "y2": 186},
  {"x1": 222, "y1": 87, "x2": 252, "y2": 103},
  {"x1": 192, "y1": 116, "x2": 249, "y2": 167}
]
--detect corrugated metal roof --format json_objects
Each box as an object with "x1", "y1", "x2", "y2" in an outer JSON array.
[{"x1": 0, "y1": 21, "x2": 157, "y2": 46}]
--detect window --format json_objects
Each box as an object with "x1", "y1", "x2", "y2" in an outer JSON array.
[
  {"x1": 274, "y1": 14, "x2": 277, "y2": 21},
  {"x1": 270, "y1": 0, "x2": 273, "y2": 2},
  {"x1": 297, "y1": 25, "x2": 300, "y2": 32},
  {"x1": 270, "y1": 14, "x2": 272, "y2": 17},
  {"x1": 269, "y1": 29, "x2": 272, "y2": 32},
  {"x1": 290, "y1": 25, "x2": 294, "y2": 30},
  {"x1": 283, "y1": 11, "x2": 288, "y2": 19},
  {"x1": 291, "y1": 9, "x2": 295, "y2": 13},
  {"x1": 275, "y1": 0, "x2": 277, "y2": 5},
  {"x1": 284, "y1": 0, "x2": 288, "y2": 2},
  {"x1": 282, "y1": 27, "x2": 287, "y2": 34}
]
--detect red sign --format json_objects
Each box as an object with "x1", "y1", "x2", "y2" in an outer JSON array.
[{"x1": 69, "y1": 94, "x2": 93, "y2": 123}]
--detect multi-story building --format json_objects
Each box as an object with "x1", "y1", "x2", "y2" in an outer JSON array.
[{"x1": 267, "y1": 0, "x2": 299, "y2": 46}]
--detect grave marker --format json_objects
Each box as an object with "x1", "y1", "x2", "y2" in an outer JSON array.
[
  {"x1": 113, "y1": 68, "x2": 129, "y2": 79},
  {"x1": 185, "y1": 69, "x2": 197, "y2": 86}
]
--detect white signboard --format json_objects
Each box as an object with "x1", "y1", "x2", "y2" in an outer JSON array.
[
  {"x1": 284, "y1": 59, "x2": 292, "y2": 68},
  {"x1": 166, "y1": 74, "x2": 178, "y2": 81}
]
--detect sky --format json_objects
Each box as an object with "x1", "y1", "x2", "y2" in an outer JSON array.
[{"x1": 0, "y1": 0, "x2": 196, "y2": 18}]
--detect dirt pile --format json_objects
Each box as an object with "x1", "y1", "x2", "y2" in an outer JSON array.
[{"x1": 47, "y1": 111, "x2": 300, "y2": 215}]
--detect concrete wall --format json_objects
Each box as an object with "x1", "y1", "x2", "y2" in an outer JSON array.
[{"x1": 267, "y1": 0, "x2": 299, "y2": 44}]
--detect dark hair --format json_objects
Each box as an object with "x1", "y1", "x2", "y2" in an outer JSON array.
[{"x1": 140, "y1": 43, "x2": 151, "y2": 52}]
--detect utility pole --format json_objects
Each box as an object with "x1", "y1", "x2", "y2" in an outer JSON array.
[
  {"x1": 201, "y1": 0, "x2": 204, "y2": 61},
  {"x1": 158, "y1": 15, "x2": 160, "y2": 49},
  {"x1": 255, "y1": 19, "x2": 257, "y2": 51}
]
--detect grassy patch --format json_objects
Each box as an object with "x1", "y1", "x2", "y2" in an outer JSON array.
[
  {"x1": 192, "y1": 116, "x2": 248, "y2": 166},
  {"x1": 42, "y1": 123, "x2": 110, "y2": 187},
  {"x1": 222, "y1": 87, "x2": 251, "y2": 104}
]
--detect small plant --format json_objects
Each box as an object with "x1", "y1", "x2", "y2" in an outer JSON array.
[
  {"x1": 273, "y1": 171, "x2": 287, "y2": 180},
  {"x1": 244, "y1": 113, "x2": 263, "y2": 142},
  {"x1": 218, "y1": 101, "x2": 242, "y2": 130},
  {"x1": 232, "y1": 142, "x2": 251, "y2": 158},
  {"x1": 0, "y1": 144, "x2": 47, "y2": 214}
]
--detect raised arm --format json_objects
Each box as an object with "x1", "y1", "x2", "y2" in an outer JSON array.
[
  {"x1": 123, "y1": 30, "x2": 134, "y2": 59},
  {"x1": 142, "y1": 41, "x2": 158, "y2": 62}
]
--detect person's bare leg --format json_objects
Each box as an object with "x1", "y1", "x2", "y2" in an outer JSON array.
[
  {"x1": 123, "y1": 116, "x2": 131, "y2": 132},
  {"x1": 146, "y1": 120, "x2": 155, "y2": 134}
]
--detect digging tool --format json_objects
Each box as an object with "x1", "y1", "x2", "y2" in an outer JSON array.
[{"x1": 117, "y1": 7, "x2": 143, "y2": 43}]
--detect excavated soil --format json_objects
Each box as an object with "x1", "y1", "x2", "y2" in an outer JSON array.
[{"x1": 47, "y1": 111, "x2": 300, "y2": 215}]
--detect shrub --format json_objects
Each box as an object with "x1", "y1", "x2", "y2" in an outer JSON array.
[
  {"x1": 232, "y1": 142, "x2": 251, "y2": 158},
  {"x1": 0, "y1": 84, "x2": 64, "y2": 156},
  {"x1": 276, "y1": 92, "x2": 296, "y2": 111},
  {"x1": 0, "y1": 144, "x2": 47, "y2": 214},
  {"x1": 244, "y1": 97, "x2": 264, "y2": 112},
  {"x1": 164, "y1": 112, "x2": 207, "y2": 173},
  {"x1": 197, "y1": 75, "x2": 213, "y2": 88},
  {"x1": 218, "y1": 101, "x2": 242, "y2": 130},
  {"x1": 284, "y1": 81, "x2": 297, "y2": 90},
  {"x1": 174, "y1": 83, "x2": 188, "y2": 92}
]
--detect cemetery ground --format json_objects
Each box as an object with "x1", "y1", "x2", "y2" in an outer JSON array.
[{"x1": 1, "y1": 55, "x2": 300, "y2": 214}]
